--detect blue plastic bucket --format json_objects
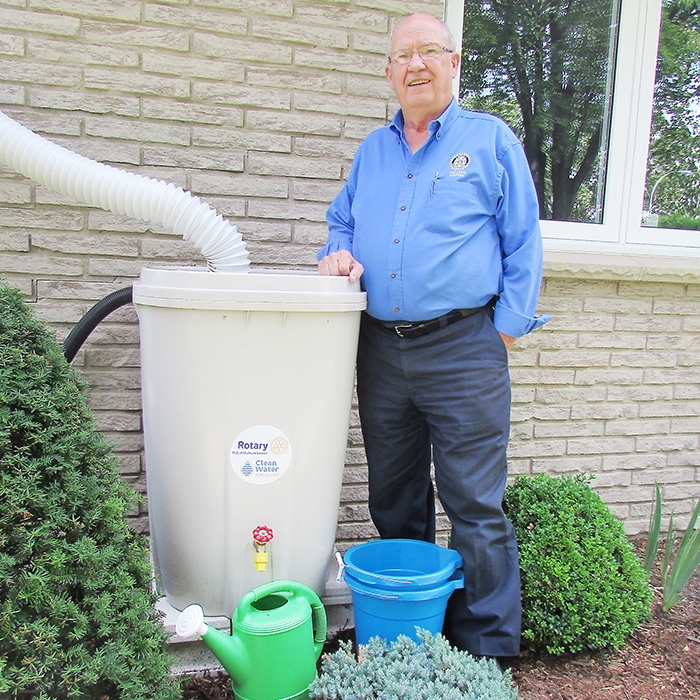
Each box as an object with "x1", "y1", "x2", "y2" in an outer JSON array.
[
  {"x1": 345, "y1": 569, "x2": 464, "y2": 646},
  {"x1": 343, "y1": 539, "x2": 462, "y2": 589}
]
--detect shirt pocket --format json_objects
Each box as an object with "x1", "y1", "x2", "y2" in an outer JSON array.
[{"x1": 425, "y1": 179, "x2": 479, "y2": 235}]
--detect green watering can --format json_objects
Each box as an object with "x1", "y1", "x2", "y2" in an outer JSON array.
[{"x1": 176, "y1": 579, "x2": 327, "y2": 700}]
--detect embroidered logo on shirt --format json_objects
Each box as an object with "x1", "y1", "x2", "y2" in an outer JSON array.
[{"x1": 450, "y1": 153, "x2": 470, "y2": 170}]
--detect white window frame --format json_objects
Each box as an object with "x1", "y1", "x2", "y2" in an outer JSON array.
[{"x1": 446, "y1": 0, "x2": 700, "y2": 258}]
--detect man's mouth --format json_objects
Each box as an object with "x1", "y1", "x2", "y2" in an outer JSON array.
[{"x1": 408, "y1": 79, "x2": 430, "y2": 86}]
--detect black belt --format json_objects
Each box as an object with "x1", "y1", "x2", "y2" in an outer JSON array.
[{"x1": 371, "y1": 305, "x2": 487, "y2": 339}]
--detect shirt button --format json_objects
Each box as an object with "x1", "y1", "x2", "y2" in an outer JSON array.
[
  {"x1": 394, "y1": 238, "x2": 400, "y2": 243},
  {"x1": 401, "y1": 205, "x2": 406, "y2": 211},
  {"x1": 407, "y1": 173, "x2": 413, "y2": 179},
  {"x1": 394, "y1": 307, "x2": 400, "y2": 313},
  {"x1": 391, "y1": 273, "x2": 396, "y2": 278}
]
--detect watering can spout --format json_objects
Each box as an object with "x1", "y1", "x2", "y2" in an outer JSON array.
[{"x1": 175, "y1": 604, "x2": 249, "y2": 683}]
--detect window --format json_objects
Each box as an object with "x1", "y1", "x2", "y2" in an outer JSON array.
[{"x1": 446, "y1": 0, "x2": 700, "y2": 255}]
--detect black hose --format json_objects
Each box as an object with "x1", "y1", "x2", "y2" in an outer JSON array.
[{"x1": 63, "y1": 286, "x2": 134, "y2": 363}]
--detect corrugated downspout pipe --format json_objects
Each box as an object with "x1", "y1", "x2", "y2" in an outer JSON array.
[{"x1": 0, "y1": 110, "x2": 250, "y2": 272}]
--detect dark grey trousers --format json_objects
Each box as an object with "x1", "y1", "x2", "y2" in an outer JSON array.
[{"x1": 356, "y1": 308, "x2": 521, "y2": 657}]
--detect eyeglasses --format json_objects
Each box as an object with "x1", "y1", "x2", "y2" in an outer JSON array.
[{"x1": 389, "y1": 43, "x2": 454, "y2": 65}]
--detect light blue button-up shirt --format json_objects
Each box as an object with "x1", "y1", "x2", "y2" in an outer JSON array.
[{"x1": 318, "y1": 99, "x2": 549, "y2": 338}]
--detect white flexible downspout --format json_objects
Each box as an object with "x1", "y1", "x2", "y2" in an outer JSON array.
[{"x1": 0, "y1": 110, "x2": 249, "y2": 272}]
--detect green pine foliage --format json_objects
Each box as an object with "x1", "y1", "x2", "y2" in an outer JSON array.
[
  {"x1": 0, "y1": 286, "x2": 178, "y2": 699},
  {"x1": 503, "y1": 473, "x2": 651, "y2": 655},
  {"x1": 310, "y1": 631, "x2": 519, "y2": 700}
]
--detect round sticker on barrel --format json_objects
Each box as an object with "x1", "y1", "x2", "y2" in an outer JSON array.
[{"x1": 230, "y1": 425, "x2": 292, "y2": 485}]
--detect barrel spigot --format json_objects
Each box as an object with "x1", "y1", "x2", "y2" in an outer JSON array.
[{"x1": 252, "y1": 525, "x2": 274, "y2": 572}]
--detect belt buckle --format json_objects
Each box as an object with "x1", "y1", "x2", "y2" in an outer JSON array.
[{"x1": 394, "y1": 323, "x2": 413, "y2": 338}]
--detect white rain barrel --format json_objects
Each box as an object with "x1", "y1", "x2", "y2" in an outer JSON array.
[{"x1": 133, "y1": 267, "x2": 366, "y2": 617}]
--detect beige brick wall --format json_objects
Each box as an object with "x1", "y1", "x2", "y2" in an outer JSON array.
[{"x1": 1, "y1": 1, "x2": 698, "y2": 543}]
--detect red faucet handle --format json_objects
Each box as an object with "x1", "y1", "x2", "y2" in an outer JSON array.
[{"x1": 252, "y1": 525, "x2": 274, "y2": 544}]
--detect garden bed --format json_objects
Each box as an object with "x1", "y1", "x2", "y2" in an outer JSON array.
[{"x1": 180, "y1": 537, "x2": 700, "y2": 699}]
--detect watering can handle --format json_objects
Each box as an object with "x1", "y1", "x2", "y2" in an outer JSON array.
[{"x1": 239, "y1": 579, "x2": 327, "y2": 645}]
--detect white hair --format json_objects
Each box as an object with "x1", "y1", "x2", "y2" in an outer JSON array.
[{"x1": 387, "y1": 13, "x2": 457, "y2": 57}]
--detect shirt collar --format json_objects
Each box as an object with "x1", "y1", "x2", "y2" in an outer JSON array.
[{"x1": 389, "y1": 97, "x2": 460, "y2": 139}]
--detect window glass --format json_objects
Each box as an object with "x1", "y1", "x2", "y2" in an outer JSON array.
[
  {"x1": 459, "y1": 0, "x2": 621, "y2": 223},
  {"x1": 641, "y1": 0, "x2": 700, "y2": 231}
]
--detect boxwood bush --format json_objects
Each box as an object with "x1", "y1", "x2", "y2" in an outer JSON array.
[
  {"x1": 0, "y1": 286, "x2": 178, "y2": 699},
  {"x1": 503, "y1": 473, "x2": 651, "y2": 654}
]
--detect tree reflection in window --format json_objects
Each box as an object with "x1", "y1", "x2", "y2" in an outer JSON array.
[
  {"x1": 642, "y1": 0, "x2": 700, "y2": 231},
  {"x1": 459, "y1": 0, "x2": 620, "y2": 223}
]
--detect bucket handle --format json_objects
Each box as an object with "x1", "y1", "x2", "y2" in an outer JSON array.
[
  {"x1": 238, "y1": 579, "x2": 327, "y2": 648},
  {"x1": 343, "y1": 563, "x2": 417, "y2": 585}
]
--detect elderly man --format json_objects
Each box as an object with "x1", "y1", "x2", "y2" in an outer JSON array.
[{"x1": 318, "y1": 12, "x2": 548, "y2": 661}]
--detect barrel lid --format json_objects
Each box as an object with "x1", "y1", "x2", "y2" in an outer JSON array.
[{"x1": 132, "y1": 266, "x2": 367, "y2": 312}]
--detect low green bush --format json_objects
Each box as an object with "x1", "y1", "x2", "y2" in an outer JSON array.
[
  {"x1": 309, "y1": 630, "x2": 518, "y2": 700},
  {"x1": 503, "y1": 473, "x2": 651, "y2": 655},
  {"x1": 0, "y1": 286, "x2": 178, "y2": 699}
]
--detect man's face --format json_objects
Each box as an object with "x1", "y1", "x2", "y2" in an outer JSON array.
[{"x1": 386, "y1": 15, "x2": 460, "y2": 121}]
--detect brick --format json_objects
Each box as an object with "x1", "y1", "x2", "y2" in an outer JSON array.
[
  {"x1": 87, "y1": 347, "x2": 141, "y2": 368},
  {"x1": 653, "y1": 298, "x2": 700, "y2": 315},
  {"x1": 293, "y1": 4, "x2": 387, "y2": 32},
  {"x1": 578, "y1": 332, "x2": 647, "y2": 349},
  {"x1": 618, "y1": 280, "x2": 686, "y2": 298},
  {"x1": 30, "y1": 89, "x2": 140, "y2": 117},
  {"x1": 193, "y1": 0, "x2": 293, "y2": 16},
  {"x1": 142, "y1": 99, "x2": 244, "y2": 126},
  {"x1": 247, "y1": 153, "x2": 341, "y2": 180},
  {"x1": 82, "y1": 368, "x2": 141, "y2": 390},
  {"x1": 198, "y1": 196, "x2": 246, "y2": 218},
  {"x1": 507, "y1": 439, "x2": 566, "y2": 458},
  {"x1": 531, "y1": 456, "x2": 602, "y2": 474},
  {"x1": 114, "y1": 452, "x2": 142, "y2": 475},
  {"x1": 251, "y1": 17, "x2": 348, "y2": 48},
  {"x1": 52, "y1": 136, "x2": 141, "y2": 166},
  {"x1": 590, "y1": 485, "x2": 651, "y2": 503},
  {"x1": 192, "y1": 33, "x2": 292, "y2": 64},
  {"x1": 604, "y1": 418, "x2": 670, "y2": 436},
  {"x1": 539, "y1": 350, "x2": 610, "y2": 367},
  {"x1": 294, "y1": 136, "x2": 361, "y2": 161},
  {"x1": 583, "y1": 297, "x2": 653, "y2": 314},
  {"x1": 517, "y1": 331, "x2": 577, "y2": 350},
  {"x1": 0, "y1": 182, "x2": 31, "y2": 204},
  {"x1": 236, "y1": 221, "x2": 291, "y2": 242},
  {"x1": 83, "y1": 21, "x2": 189, "y2": 51},
  {"x1": 352, "y1": 30, "x2": 390, "y2": 55},
  {"x1": 31, "y1": 231, "x2": 139, "y2": 257},
  {"x1": 357, "y1": 0, "x2": 440, "y2": 12},
  {"x1": 566, "y1": 437, "x2": 635, "y2": 455},
  {"x1": 10, "y1": 110, "x2": 81, "y2": 137},
  {"x1": 193, "y1": 82, "x2": 291, "y2": 110},
  {"x1": 675, "y1": 384, "x2": 700, "y2": 399},
  {"x1": 636, "y1": 435, "x2": 698, "y2": 452},
  {"x1": 295, "y1": 47, "x2": 386, "y2": 77},
  {"x1": 570, "y1": 403, "x2": 637, "y2": 420},
  {"x1": 191, "y1": 173, "x2": 287, "y2": 198},
  {"x1": 293, "y1": 223, "x2": 328, "y2": 245},
  {"x1": 671, "y1": 416, "x2": 700, "y2": 433},
  {"x1": 193, "y1": 125, "x2": 291, "y2": 153},
  {"x1": 544, "y1": 278, "x2": 619, "y2": 297},
  {"x1": 631, "y1": 467, "x2": 697, "y2": 486},
  {"x1": 343, "y1": 116, "x2": 386, "y2": 141},
  {"x1": 0, "y1": 58, "x2": 81, "y2": 87},
  {"x1": 247, "y1": 199, "x2": 327, "y2": 221},
  {"x1": 144, "y1": 4, "x2": 248, "y2": 34},
  {"x1": 509, "y1": 368, "x2": 575, "y2": 385},
  {"x1": 0, "y1": 33, "x2": 24, "y2": 56},
  {"x1": 87, "y1": 212, "x2": 149, "y2": 234},
  {"x1": 0, "y1": 232, "x2": 29, "y2": 252},
  {"x1": 84, "y1": 68, "x2": 190, "y2": 98},
  {"x1": 89, "y1": 390, "x2": 143, "y2": 411},
  {"x1": 140, "y1": 238, "x2": 204, "y2": 261},
  {"x1": 534, "y1": 421, "x2": 603, "y2": 438},
  {"x1": 247, "y1": 110, "x2": 342, "y2": 138},
  {"x1": 678, "y1": 351, "x2": 700, "y2": 367},
  {"x1": 615, "y1": 315, "x2": 682, "y2": 332},
  {"x1": 143, "y1": 145, "x2": 245, "y2": 172},
  {"x1": 142, "y1": 52, "x2": 245, "y2": 82},
  {"x1": 91, "y1": 410, "x2": 142, "y2": 431},
  {"x1": 574, "y1": 368, "x2": 644, "y2": 386},
  {"x1": 610, "y1": 351, "x2": 678, "y2": 368},
  {"x1": 644, "y1": 368, "x2": 700, "y2": 384},
  {"x1": 589, "y1": 471, "x2": 632, "y2": 488},
  {"x1": 639, "y1": 401, "x2": 700, "y2": 418},
  {"x1": 607, "y1": 384, "x2": 673, "y2": 402},
  {"x1": 293, "y1": 180, "x2": 342, "y2": 203},
  {"x1": 32, "y1": 0, "x2": 141, "y2": 21},
  {"x1": 27, "y1": 36, "x2": 139, "y2": 67},
  {"x1": 248, "y1": 67, "x2": 342, "y2": 95},
  {"x1": 85, "y1": 115, "x2": 190, "y2": 145},
  {"x1": 247, "y1": 242, "x2": 318, "y2": 267},
  {"x1": 103, "y1": 431, "x2": 144, "y2": 452},
  {"x1": 88, "y1": 258, "x2": 147, "y2": 277},
  {"x1": 0, "y1": 208, "x2": 84, "y2": 230},
  {"x1": 0, "y1": 84, "x2": 25, "y2": 104},
  {"x1": 0, "y1": 7, "x2": 80, "y2": 35}
]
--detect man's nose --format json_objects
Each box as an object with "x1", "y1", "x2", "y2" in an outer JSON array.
[{"x1": 406, "y1": 50, "x2": 427, "y2": 69}]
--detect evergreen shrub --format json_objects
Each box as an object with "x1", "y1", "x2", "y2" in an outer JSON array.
[
  {"x1": 309, "y1": 631, "x2": 518, "y2": 700},
  {"x1": 503, "y1": 473, "x2": 651, "y2": 655},
  {"x1": 0, "y1": 286, "x2": 178, "y2": 699}
]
